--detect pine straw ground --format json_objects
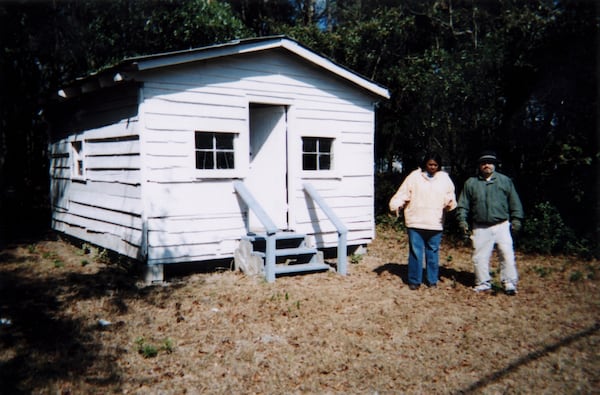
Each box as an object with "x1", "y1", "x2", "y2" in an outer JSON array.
[{"x1": 0, "y1": 226, "x2": 599, "y2": 395}]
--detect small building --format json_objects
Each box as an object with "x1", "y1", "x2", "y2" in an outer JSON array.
[{"x1": 46, "y1": 36, "x2": 390, "y2": 282}]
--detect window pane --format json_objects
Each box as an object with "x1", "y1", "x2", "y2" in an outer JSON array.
[
  {"x1": 319, "y1": 138, "x2": 332, "y2": 152},
  {"x1": 216, "y1": 151, "x2": 235, "y2": 169},
  {"x1": 195, "y1": 133, "x2": 213, "y2": 149},
  {"x1": 303, "y1": 137, "x2": 317, "y2": 152},
  {"x1": 215, "y1": 133, "x2": 234, "y2": 150},
  {"x1": 303, "y1": 153, "x2": 317, "y2": 170},
  {"x1": 318, "y1": 154, "x2": 331, "y2": 170},
  {"x1": 196, "y1": 151, "x2": 214, "y2": 169}
]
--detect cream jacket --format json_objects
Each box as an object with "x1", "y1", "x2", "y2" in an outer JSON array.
[{"x1": 388, "y1": 169, "x2": 457, "y2": 231}]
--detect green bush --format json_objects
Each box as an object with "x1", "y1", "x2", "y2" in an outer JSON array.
[{"x1": 519, "y1": 201, "x2": 589, "y2": 256}]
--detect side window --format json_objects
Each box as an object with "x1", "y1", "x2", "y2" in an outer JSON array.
[
  {"x1": 195, "y1": 132, "x2": 236, "y2": 170},
  {"x1": 302, "y1": 137, "x2": 333, "y2": 171},
  {"x1": 71, "y1": 140, "x2": 85, "y2": 180}
]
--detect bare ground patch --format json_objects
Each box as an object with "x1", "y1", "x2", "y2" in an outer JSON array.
[{"x1": 1, "y1": 227, "x2": 599, "y2": 394}]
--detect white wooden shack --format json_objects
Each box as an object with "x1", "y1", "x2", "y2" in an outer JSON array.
[{"x1": 47, "y1": 36, "x2": 390, "y2": 282}]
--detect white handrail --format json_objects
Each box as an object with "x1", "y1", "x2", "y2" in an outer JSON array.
[{"x1": 303, "y1": 183, "x2": 348, "y2": 276}]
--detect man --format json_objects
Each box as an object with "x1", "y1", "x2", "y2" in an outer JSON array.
[{"x1": 457, "y1": 151, "x2": 524, "y2": 295}]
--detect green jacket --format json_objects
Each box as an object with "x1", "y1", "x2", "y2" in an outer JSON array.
[{"x1": 457, "y1": 171, "x2": 523, "y2": 225}]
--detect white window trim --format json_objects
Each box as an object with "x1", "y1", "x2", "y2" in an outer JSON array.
[
  {"x1": 300, "y1": 133, "x2": 341, "y2": 179},
  {"x1": 193, "y1": 130, "x2": 246, "y2": 179},
  {"x1": 70, "y1": 137, "x2": 86, "y2": 181}
]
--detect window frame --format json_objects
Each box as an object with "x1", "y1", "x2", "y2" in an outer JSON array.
[
  {"x1": 193, "y1": 130, "x2": 241, "y2": 178},
  {"x1": 70, "y1": 138, "x2": 86, "y2": 181},
  {"x1": 300, "y1": 134, "x2": 340, "y2": 179}
]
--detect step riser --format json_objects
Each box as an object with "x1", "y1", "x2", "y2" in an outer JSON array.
[{"x1": 245, "y1": 232, "x2": 327, "y2": 277}]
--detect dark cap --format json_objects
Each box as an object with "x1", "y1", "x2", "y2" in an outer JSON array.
[{"x1": 478, "y1": 150, "x2": 498, "y2": 163}]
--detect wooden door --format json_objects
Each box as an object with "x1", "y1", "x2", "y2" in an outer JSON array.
[{"x1": 247, "y1": 104, "x2": 288, "y2": 231}]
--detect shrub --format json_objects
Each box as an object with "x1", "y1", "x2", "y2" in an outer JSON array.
[{"x1": 518, "y1": 201, "x2": 589, "y2": 256}]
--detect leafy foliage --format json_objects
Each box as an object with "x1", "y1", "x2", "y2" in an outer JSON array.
[{"x1": 0, "y1": 0, "x2": 597, "y2": 256}]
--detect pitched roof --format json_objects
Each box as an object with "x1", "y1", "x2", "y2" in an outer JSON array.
[{"x1": 58, "y1": 36, "x2": 390, "y2": 100}]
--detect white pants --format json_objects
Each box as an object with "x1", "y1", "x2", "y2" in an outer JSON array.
[{"x1": 472, "y1": 221, "x2": 518, "y2": 286}]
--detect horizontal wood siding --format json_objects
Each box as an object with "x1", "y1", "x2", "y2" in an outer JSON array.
[
  {"x1": 135, "y1": 50, "x2": 378, "y2": 261},
  {"x1": 49, "y1": 86, "x2": 143, "y2": 259},
  {"x1": 143, "y1": 182, "x2": 246, "y2": 264}
]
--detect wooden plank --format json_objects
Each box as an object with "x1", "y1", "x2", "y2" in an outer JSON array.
[
  {"x1": 70, "y1": 180, "x2": 141, "y2": 200},
  {"x1": 143, "y1": 182, "x2": 241, "y2": 217},
  {"x1": 53, "y1": 212, "x2": 142, "y2": 243},
  {"x1": 84, "y1": 120, "x2": 139, "y2": 140},
  {"x1": 144, "y1": 130, "x2": 191, "y2": 144},
  {"x1": 86, "y1": 155, "x2": 141, "y2": 170},
  {"x1": 86, "y1": 139, "x2": 140, "y2": 156},
  {"x1": 144, "y1": 155, "x2": 192, "y2": 170},
  {"x1": 59, "y1": 202, "x2": 143, "y2": 229},
  {"x1": 146, "y1": 239, "x2": 238, "y2": 263},
  {"x1": 67, "y1": 189, "x2": 142, "y2": 215},
  {"x1": 143, "y1": 113, "x2": 246, "y2": 132},
  {"x1": 52, "y1": 220, "x2": 141, "y2": 259},
  {"x1": 144, "y1": 85, "x2": 245, "y2": 106},
  {"x1": 147, "y1": 214, "x2": 245, "y2": 232},
  {"x1": 148, "y1": 227, "x2": 244, "y2": 246},
  {"x1": 144, "y1": 98, "x2": 246, "y2": 120},
  {"x1": 86, "y1": 169, "x2": 141, "y2": 184},
  {"x1": 50, "y1": 167, "x2": 71, "y2": 179}
]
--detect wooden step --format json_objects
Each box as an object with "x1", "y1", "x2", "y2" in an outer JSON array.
[{"x1": 274, "y1": 262, "x2": 331, "y2": 275}]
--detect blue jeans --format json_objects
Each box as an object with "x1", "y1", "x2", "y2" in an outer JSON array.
[{"x1": 407, "y1": 228, "x2": 443, "y2": 286}]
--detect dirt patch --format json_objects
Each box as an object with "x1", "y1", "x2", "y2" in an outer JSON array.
[{"x1": 1, "y1": 227, "x2": 599, "y2": 394}]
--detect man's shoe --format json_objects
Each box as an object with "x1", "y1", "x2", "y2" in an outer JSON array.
[
  {"x1": 408, "y1": 284, "x2": 420, "y2": 290},
  {"x1": 473, "y1": 283, "x2": 492, "y2": 292},
  {"x1": 504, "y1": 282, "x2": 517, "y2": 296}
]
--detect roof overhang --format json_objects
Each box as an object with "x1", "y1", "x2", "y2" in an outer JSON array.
[{"x1": 56, "y1": 36, "x2": 390, "y2": 100}]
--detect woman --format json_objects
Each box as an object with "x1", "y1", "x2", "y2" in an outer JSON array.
[{"x1": 388, "y1": 153, "x2": 457, "y2": 289}]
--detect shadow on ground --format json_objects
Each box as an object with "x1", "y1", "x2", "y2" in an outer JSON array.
[
  {"x1": 373, "y1": 262, "x2": 475, "y2": 287},
  {"x1": 0, "y1": 241, "x2": 186, "y2": 394}
]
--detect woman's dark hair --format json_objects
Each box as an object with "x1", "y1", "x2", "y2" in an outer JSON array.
[{"x1": 420, "y1": 152, "x2": 442, "y2": 169}]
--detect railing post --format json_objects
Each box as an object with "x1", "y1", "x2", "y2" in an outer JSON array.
[
  {"x1": 303, "y1": 183, "x2": 348, "y2": 276},
  {"x1": 265, "y1": 233, "x2": 276, "y2": 283},
  {"x1": 233, "y1": 180, "x2": 279, "y2": 282},
  {"x1": 337, "y1": 231, "x2": 347, "y2": 276}
]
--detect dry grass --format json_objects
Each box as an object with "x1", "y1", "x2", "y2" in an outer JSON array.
[{"x1": 1, "y1": 226, "x2": 599, "y2": 394}]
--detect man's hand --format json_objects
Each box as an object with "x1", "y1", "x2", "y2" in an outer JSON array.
[
  {"x1": 458, "y1": 221, "x2": 469, "y2": 235},
  {"x1": 511, "y1": 219, "x2": 522, "y2": 238}
]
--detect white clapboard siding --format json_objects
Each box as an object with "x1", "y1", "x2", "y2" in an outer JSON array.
[
  {"x1": 297, "y1": 177, "x2": 373, "y2": 196},
  {"x1": 86, "y1": 139, "x2": 140, "y2": 156},
  {"x1": 50, "y1": 180, "x2": 71, "y2": 210},
  {"x1": 86, "y1": 155, "x2": 141, "y2": 170},
  {"x1": 73, "y1": 180, "x2": 141, "y2": 200},
  {"x1": 84, "y1": 120, "x2": 138, "y2": 140},
  {"x1": 144, "y1": 98, "x2": 247, "y2": 120},
  {"x1": 144, "y1": 130, "x2": 191, "y2": 145},
  {"x1": 68, "y1": 189, "x2": 142, "y2": 216},
  {"x1": 147, "y1": 239, "x2": 239, "y2": 264},
  {"x1": 305, "y1": 228, "x2": 374, "y2": 247},
  {"x1": 51, "y1": 40, "x2": 386, "y2": 266},
  {"x1": 86, "y1": 169, "x2": 141, "y2": 184},
  {"x1": 144, "y1": 182, "x2": 240, "y2": 218},
  {"x1": 53, "y1": 211, "x2": 142, "y2": 241},
  {"x1": 147, "y1": 214, "x2": 244, "y2": 233},
  {"x1": 143, "y1": 85, "x2": 245, "y2": 105},
  {"x1": 295, "y1": 205, "x2": 373, "y2": 225},
  {"x1": 144, "y1": 113, "x2": 246, "y2": 133},
  {"x1": 53, "y1": 219, "x2": 141, "y2": 259},
  {"x1": 65, "y1": 202, "x2": 142, "y2": 229},
  {"x1": 148, "y1": 227, "x2": 243, "y2": 247}
]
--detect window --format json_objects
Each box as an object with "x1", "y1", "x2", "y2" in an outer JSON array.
[
  {"x1": 302, "y1": 137, "x2": 333, "y2": 171},
  {"x1": 195, "y1": 132, "x2": 236, "y2": 170},
  {"x1": 71, "y1": 140, "x2": 85, "y2": 179}
]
